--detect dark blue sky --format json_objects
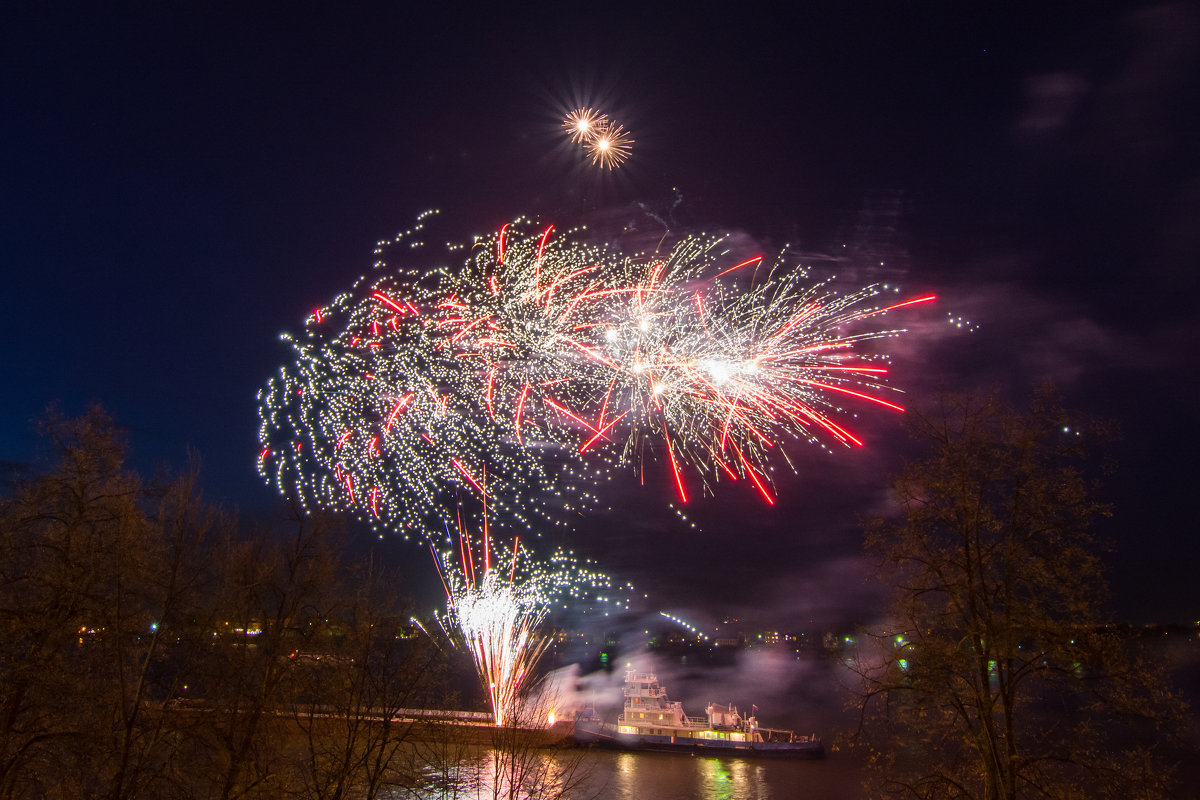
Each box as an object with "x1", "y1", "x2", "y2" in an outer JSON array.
[{"x1": 3, "y1": 2, "x2": 1197, "y2": 624}]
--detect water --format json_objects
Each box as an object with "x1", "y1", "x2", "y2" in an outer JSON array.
[
  {"x1": 569, "y1": 749, "x2": 862, "y2": 800},
  {"x1": 392, "y1": 649, "x2": 865, "y2": 799},
  {"x1": 392, "y1": 745, "x2": 863, "y2": 800}
]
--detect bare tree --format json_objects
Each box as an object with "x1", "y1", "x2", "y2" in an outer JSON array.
[
  {"x1": 397, "y1": 678, "x2": 599, "y2": 800},
  {"x1": 1, "y1": 405, "x2": 573, "y2": 800},
  {"x1": 849, "y1": 387, "x2": 1187, "y2": 800},
  {"x1": 285, "y1": 554, "x2": 446, "y2": 800},
  {"x1": 0, "y1": 406, "x2": 147, "y2": 799},
  {"x1": 481, "y1": 682, "x2": 599, "y2": 800},
  {"x1": 98, "y1": 460, "x2": 229, "y2": 800},
  {"x1": 0, "y1": 407, "x2": 231, "y2": 800},
  {"x1": 182, "y1": 508, "x2": 345, "y2": 800}
]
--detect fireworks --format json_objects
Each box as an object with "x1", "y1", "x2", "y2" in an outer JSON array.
[
  {"x1": 427, "y1": 219, "x2": 934, "y2": 505},
  {"x1": 562, "y1": 107, "x2": 634, "y2": 169},
  {"x1": 586, "y1": 122, "x2": 633, "y2": 169},
  {"x1": 659, "y1": 611, "x2": 711, "y2": 642},
  {"x1": 255, "y1": 295, "x2": 567, "y2": 536},
  {"x1": 562, "y1": 107, "x2": 607, "y2": 144},
  {"x1": 255, "y1": 217, "x2": 600, "y2": 539},
  {"x1": 257, "y1": 216, "x2": 933, "y2": 530},
  {"x1": 430, "y1": 529, "x2": 623, "y2": 727}
]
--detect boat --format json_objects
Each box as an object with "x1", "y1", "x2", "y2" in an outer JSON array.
[{"x1": 573, "y1": 666, "x2": 824, "y2": 758}]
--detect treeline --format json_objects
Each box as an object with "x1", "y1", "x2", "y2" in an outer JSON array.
[{"x1": 0, "y1": 406, "x2": 464, "y2": 800}]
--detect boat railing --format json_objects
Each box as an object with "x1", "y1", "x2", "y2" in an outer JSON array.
[
  {"x1": 684, "y1": 715, "x2": 708, "y2": 726},
  {"x1": 625, "y1": 672, "x2": 658, "y2": 683},
  {"x1": 622, "y1": 686, "x2": 665, "y2": 698}
]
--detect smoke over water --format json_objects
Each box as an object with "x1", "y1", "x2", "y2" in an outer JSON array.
[{"x1": 538, "y1": 616, "x2": 861, "y2": 739}]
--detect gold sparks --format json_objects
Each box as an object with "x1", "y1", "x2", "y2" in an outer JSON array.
[{"x1": 562, "y1": 107, "x2": 634, "y2": 169}]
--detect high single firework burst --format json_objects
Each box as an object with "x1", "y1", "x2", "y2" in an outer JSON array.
[
  {"x1": 586, "y1": 122, "x2": 633, "y2": 169},
  {"x1": 562, "y1": 107, "x2": 608, "y2": 145},
  {"x1": 427, "y1": 528, "x2": 625, "y2": 727}
]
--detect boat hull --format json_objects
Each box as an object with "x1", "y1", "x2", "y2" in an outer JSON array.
[{"x1": 573, "y1": 718, "x2": 824, "y2": 759}]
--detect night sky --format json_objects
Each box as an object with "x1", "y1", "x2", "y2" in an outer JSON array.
[{"x1": 3, "y1": 3, "x2": 1197, "y2": 626}]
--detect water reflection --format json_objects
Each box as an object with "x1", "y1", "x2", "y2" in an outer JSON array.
[
  {"x1": 404, "y1": 746, "x2": 585, "y2": 799},
  {"x1": 593, "y1": 749, "x2": 824, "y2": 800},
  {"x1": 699, "y1": 756, "x2": 735, "y2": 800},
  {"x1": 389, "y1": 745, "x2": 854, "y2": 800}
]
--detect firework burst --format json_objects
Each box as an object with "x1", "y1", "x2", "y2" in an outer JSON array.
[
  {"x1": 429, "y1": 219, "x2": 934, "y2": 505},
  {"x1": 561, "y1": 107, "x2": 633, "y2": 168},
  {"x1": 562, "y1": 107, "x2": 608, "y2": 145},
  {"x1": 256, "y1": 218, "x2": 600, "y2": 538},
  {"x1": 586, "y1": 122, "x2": 633, "y2": 169},
  {"x1": 258, "y1": 215, "x2": 933, "y2": 528},
  {"x1": 430, "y1": 528, "x2": 624, "y2": 727}
]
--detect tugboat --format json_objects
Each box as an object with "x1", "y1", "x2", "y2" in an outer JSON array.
[{"x1": 573, "y1": 666, "x2": 823, "y2": 758}]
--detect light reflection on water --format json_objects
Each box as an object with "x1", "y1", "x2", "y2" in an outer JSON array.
[
  {"x1": 402, "y1": 746, "x2": 583, "y2": 800},
  {"x1": 397, "y1": 746, "x2": 859, "y2": 800},
  {"x1": 607, "y1": 751, "x2": 790, "y2": 800}
]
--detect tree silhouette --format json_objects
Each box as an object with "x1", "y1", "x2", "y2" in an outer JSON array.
[{"x1": 850, "y1": 387, "x2": 1187, "y2": 800}]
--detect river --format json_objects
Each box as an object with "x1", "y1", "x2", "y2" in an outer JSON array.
[
  {"x1": 557, "y1": 748, "x2": 862, "y2": 800},
  {"x1": 389, "y1": 744, "x2": 864, "y2": 800}
]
